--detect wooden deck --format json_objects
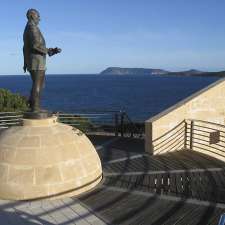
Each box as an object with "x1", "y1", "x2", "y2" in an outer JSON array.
[{"x1": 77, "y1": 135, "x2": 225, "y2": 225}]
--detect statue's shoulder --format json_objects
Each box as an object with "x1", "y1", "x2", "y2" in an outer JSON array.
[{"x1": 25, "y1": 22, "x2": 39, "y2": 33}]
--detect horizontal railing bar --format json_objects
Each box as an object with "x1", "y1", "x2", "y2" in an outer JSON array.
[
  {"x1": 0, "y1": 115, "x2": 22, "y2": 119},
  {"x1": 192, "y1": 132, "x2": 225, "y2": 144},
  {"x1": 193, "y1": 141, "x2": 225, "y2": 154},
  {"x1": 189, "y1": 128, "x2": 215, "y2": 134},
  {"x1": 0, "y1": 112, "x2": 22, "y2": 114},
  {"x1": 0, "y1": 121, "x2": 21, "y2": 124},
  {"x1": 193, "y1": 124, "x2": 220, "y2": 131},
  {"x1": 57, "y1": 111, "x2": 120, "y2": 114},
  {"x1": 192, "y1": 132, "x2": 209, "y2": 138},
  {"x1": 193, "y1": 144, "x2": 225, "y2": 158},
  {"x1": 192, "y1": 137, "x2": 210, "y2": 144},
  {"x1": 187, "y1": 119, "x2": 225, "y2": 129},
  {"x1": 59, "y1": 114, "x2": 113, "y2": 117},
  {"x1": 0, "y1": 119, "x2": 22, "y2": 122}
]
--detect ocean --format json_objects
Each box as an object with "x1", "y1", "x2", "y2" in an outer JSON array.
[{"x1": 0, "y1": 74, "x2": 220, "y2": 121}]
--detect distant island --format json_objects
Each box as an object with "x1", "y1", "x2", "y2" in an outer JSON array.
[
  {"x1": 100, "y1": 67, "x2": 169, "y2": 75},
  {"x1": 100, "y1": 67, "x2": 225, "y2": 77}
]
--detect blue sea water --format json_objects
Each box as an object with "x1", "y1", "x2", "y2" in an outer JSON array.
[{"x1": 0, "y1": 74, "x2": 220, "y2": 121}]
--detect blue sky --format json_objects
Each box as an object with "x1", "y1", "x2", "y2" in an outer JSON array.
[{"x1": 1, "y1": 0, "x2": 225, "y2": 74}]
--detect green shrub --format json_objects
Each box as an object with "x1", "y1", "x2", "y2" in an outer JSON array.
[{"x1": 0, "y1": 89, "x2": 29, "y2": 112}]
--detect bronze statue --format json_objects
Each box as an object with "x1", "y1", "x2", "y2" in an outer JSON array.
[{"x1": 23, "y1": 9, "x2": 61, "y2": 117}]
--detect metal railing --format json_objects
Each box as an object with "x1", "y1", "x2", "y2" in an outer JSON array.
[
  {"x1": 0, "y1": 112, "x2": 23, "y2": 129},
  {"x1": 185, "y1": 119, "x2": 225, "y2": 159},
  {"x1": 152, "y1": 119, "x2": 225, "y2": 158},
  {"x1": 0, "y1": 110, "x2": 144, "y2": 138}
]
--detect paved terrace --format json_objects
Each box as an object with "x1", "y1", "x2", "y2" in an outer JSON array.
[{"x1": 0, "y1": 135, "x2": 225, "y2": 225}]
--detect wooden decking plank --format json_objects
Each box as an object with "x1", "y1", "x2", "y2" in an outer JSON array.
[
  {"x1": 135, "y1": 174, "x2": 148, "y2": 192},
  {"x1": 216, "y1": 170, "x2": 225, "y2": 187},
  {"x1": 141, "y1": 174, "x2": 150, "y2": 192},
  {"x1": 161, "y1": 173, "x2": 169, "y2": 195},
  {"x1": 155, "y1": 173, "x2": 163, "y2": 195},
  {"x1": 209, "y1": 171, "x2": 225, "y2": 203},
  {"x1": 190, "y1": 172, "x2": 202, "y2": 200},
  {"x1": 158, "y1": 155, "x2": 183, "y2": 170},
  {"x1": 168, "y1": 173, "x2": 177, "y2": 196},
  {"x1": 200, "y1": 171, "x2": 215, "y2": 202},
  {"x1": 119, "y1": 175, "x2": 131, "y2": 189},
  {"x1": 175, "y1": 173, "x2": 183, "y2": 196},
  {"x1": 129, "y1": 174, "x2": 138, "y2": 190},
  {"x1": 149, "y1": 174, "x2": 157, "y2": 193},
  {"x1": 187, "y1": 205, "x2": 216, "y2": 225},
  {"x1": 148, "y1": 157, "x2": 168, "y2": 171},
  {"x1": 162, "y1": 204, "x2": 200, "y2": 225},
  {"x1": 129, "y1": 198, "x2": 178, "y2": 225},
  {"x1": 181, "y1": 172, "x2": 191, "y2": 198},
  {"x1": 214, "y1": 171, "x2": 225, "y2": 203},
  {"x1": 129, "y1": 158, "x2": 144, "y2": 171}
]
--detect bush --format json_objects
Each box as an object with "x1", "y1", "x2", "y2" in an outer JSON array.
[{"x1": 0, "y1": 89, "x2": 29, "y2": 112}]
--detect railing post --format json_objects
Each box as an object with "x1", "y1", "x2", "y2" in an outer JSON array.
[
  {"x1": 114, "y1": 113, "x2": 119, "y2": 137},
  {"x1": 184, "y1": 120, "x2": 187, "y2": 149},
  {"x1": 130, "y1": 126, "x2": 134, "y2": 138},
  {"x1": 120, "y1": 112, "x2": 124, "y2": 137},
  {"x1": 190, "y1": 120, "x2": 194, "y2": 150}
]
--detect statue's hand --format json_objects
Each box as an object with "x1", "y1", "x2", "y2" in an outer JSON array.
[
  {"x1": 23, "y1": 66, "x2": 27, "y2": 73},
  {"x1": 48, "y1": 47, "x2": 62, "y2": 57},
  {"x1": 55, "y1": 47, "x2": 62, "y2": 54},
  {"x1": 48, "y1": 48, "x2": 54, "y2": 56}
]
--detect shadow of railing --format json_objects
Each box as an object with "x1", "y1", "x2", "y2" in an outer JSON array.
[{"x1": 152, "y1": 120, "x2": 186, "y2": 154}]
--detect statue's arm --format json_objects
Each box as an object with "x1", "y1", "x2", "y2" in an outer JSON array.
[
  {"x1": 23, "y1": 46, "x2": 27, "y2": 72},
  {"x1": 29, "y1": 26, "x2": 48, "y2": 55}
]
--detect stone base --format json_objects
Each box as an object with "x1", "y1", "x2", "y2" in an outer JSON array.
[
  {"x1": 23, "y1": 110, "x2": 53, "y2": 119},
  {"x1": 0, "y1": 116, "x2": 102, "y2": 200}
]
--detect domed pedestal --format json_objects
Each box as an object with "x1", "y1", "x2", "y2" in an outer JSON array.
[{"x1": 0, "y1": 116, "x2": 102, "y2": 200}]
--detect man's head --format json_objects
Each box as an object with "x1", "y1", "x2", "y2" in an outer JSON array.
[{"x1": 26, "y1": 9, "x2": 40, "y2": 25}]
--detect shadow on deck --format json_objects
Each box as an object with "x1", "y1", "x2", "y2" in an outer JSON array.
[{"x1": 77, "y1": 135, "x2": 225, "y2": 225}]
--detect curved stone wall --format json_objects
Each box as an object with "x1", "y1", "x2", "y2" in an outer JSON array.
[{"x1": 0, "y1": 116, "x2": 102, "y2": 200}]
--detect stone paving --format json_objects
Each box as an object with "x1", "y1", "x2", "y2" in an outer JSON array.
[
  {"x1": 1, "y1": 135, "x2": 225, "y2": 224},
  {"x1": 0, "y1": 197, "x2": 107, "y2": 225}
]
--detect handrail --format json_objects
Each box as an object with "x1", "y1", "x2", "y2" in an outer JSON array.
[
  {"x1": 122, "y1": 112, "x2": 143, "y2": 138},
  {"x1": 186, "y1": 119, "x2": 225, "y2": 129},
  {"x1": 150, "y1": 118, "x2": 225, "y2": 157},
  {"x1": 0, "y1": 110, "x2": 144, "y2": 138}
]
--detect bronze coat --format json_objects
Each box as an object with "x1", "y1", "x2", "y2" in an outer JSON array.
[{"x1": 23, "y1": 21, "x2": 48, "y2": 71}]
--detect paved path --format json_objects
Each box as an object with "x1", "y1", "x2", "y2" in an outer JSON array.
[
  {"x1": 0, "y1": 197, "x2": 107, "y2": 225},
  {"x1": 1, "y1": 135, "x2": 225, "y2": 224}
]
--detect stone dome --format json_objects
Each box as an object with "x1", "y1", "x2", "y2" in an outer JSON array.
[{"x1": 0, "y1": 116, "x2": 102, "y2": 200}]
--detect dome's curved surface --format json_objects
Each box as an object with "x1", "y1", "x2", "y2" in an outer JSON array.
[{"x1": 0, "y1": 116, "x2": 102, "y2": 200}]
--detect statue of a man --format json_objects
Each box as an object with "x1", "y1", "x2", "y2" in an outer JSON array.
[{"x1": 23, "y1": 9, "x2": 61, "y2": 113}]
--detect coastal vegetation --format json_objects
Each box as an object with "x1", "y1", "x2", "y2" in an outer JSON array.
[{"x1": 0, "y1": 89, "x2": 29, "y2": 112}]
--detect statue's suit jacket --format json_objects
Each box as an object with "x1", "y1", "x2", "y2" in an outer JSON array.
[{"x1": 23, "y1": 21, "x2": 48, "y2": 71}]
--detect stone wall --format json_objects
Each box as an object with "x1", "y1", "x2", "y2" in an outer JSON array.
[{"x1": 145, "y1": 78, "x2": 225, "y2": 155}]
